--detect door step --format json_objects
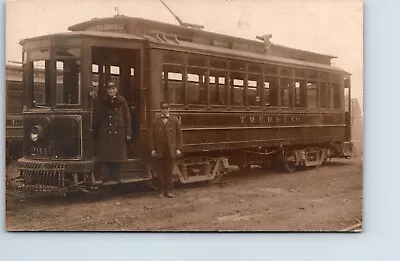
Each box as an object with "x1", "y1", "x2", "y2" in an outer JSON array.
[{"x1": 96, "y1": 176, "x2": 151, "y2": 186}]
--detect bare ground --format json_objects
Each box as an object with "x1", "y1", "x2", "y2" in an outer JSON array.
[{"x1": 5, "y1": 158, "x2": 362, "y2": 232}]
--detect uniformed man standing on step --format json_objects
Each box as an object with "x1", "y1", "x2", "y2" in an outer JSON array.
[
  {"x1": 92, "y1": 81, "x2": 131, "y2": 183},
  {"x1": 150, "y1": 101, "x2": 183, "y2": 198}
]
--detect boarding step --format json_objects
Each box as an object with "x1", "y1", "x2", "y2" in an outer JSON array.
[{"x1": 96, "y1": 176, "x2": 152, "y2": 186}]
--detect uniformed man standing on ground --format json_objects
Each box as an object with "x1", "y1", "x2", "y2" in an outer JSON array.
[
  {"x1": 150, "y1": 101, "x2": 183, "y2": 198},
  {"x1": 92, "y1": 81, "x2": 132, "y2": 183}
]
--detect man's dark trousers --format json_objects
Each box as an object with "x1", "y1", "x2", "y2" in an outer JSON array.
[{"x1": 157, "y1": 140, "x2": 174, "y2": 195}]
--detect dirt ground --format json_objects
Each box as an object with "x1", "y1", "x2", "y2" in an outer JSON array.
[{"x1": 5, "y1": 157, "x2": 362, "y2": 232}]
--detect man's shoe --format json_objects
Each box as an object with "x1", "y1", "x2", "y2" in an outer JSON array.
[{"x1": 164, "y1": 193, "x2": 174, "y2": 198}]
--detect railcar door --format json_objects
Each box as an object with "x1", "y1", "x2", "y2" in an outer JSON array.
[{"x1": 91, "y1": 47, "x2": 141, "y2": 159}]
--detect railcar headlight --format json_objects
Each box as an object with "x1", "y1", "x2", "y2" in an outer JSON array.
[
  {"x1": 30, "y1": 132, "x2": 39, "y2": 142},
  {"x1": 30, "y1": 125, "x2": 43, "y2": 142}
]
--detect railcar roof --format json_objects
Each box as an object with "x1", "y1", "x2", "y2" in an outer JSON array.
[
  {"x1": 19, "y1": 30, "x2": 146, "y2": 45},
  {"x1": 19, "y1": 30, "x2": 349, "y2": 74},
  {"x1": 151, "y1": 39, "x2": 348, "y2": 74},
  {"x1": 67, "y1": 15, "x2": 337, "y2": 63}
]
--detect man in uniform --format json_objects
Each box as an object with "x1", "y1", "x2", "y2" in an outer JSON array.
[
  {"x1": 150, "y1": 101, "x2": 183, "y2": 198},
  {"x1": 92, "y1": 81, "x2": 131, "y2": 183}
]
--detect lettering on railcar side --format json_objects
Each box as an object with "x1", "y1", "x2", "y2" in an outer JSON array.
[{"x1": 240, "y1": 115, "x2": 302, "y2": 125}]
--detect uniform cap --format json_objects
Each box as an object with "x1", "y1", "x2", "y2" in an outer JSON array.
[{"x1": 160, "y1": 101, "x2": 170, "y2": 109}]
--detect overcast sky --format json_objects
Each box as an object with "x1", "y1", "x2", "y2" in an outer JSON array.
[{"x1": 6, "y1": 0, "x2": 363, "y2": 108}]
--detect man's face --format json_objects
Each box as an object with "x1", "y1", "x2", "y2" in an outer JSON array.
[
  {"x1": 106, "y1": 85, "x2": 118, "y2": 97},
  {"x1": 161, "y1": 107, "x2": 169, "y2": 117}
]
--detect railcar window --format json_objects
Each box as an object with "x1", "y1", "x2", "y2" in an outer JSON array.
[
  {"x1": 231, "y1": 73, "x2": 245, "y2": 106},
  {"x1": 264, "y1": 82, "x2": 270, "y2": 106},
  {"x1": 248, "y1": 63, "x2": 262, "y2": 107},
  {"x1": 320, "y1": 82, "x2": 330, "y2": 108},
  {"x1": 265, "y1": 76, "x2": 278, "y2": 106},
  {"x1": 295, "y1": 80, "x2": 307, "y2": 107},
  {"x1": 333, "y1": 83, "x2": 341, "y2": 109},
  {"x1": 248, "y1": 73, "x2": 262, "y2": 106},
  {"x1": 91, "y1": 65, "x2": 100, "y2": 92},
  {"x1": 187, "y1": 69, "x2": 206, "y2": 105},
  {"x1": 187, "y1": 55, "x2": 207, "y2": 106},
  {"x1": 56, "y1": 60, "x2": 81, "y2": 105},
  {"x1": 163, "y1": 52, "x2": 185, "y2": 104},
  {"x1": 280, "y1": 78, "x2": 292, "y2": 107},
  {"x1": 247, "y1": 80, "x2": 259, "y2": 106},
  {"x1": 92, "y1": 64, "x2": 99, "y2": 73},
  {"x1": 329, "y1": 83, "x2": 335, "y2": 108},
  {"x1": 209, "y1": 72, "x2": 226, "y2": 105},
  {"x1": 162, "y1": 65, "x2": 185, "y2": 105},
  {"x1": 344, "y1": 86, "x2": 350, "y2": 112},
  {"x1": 55, "y1": 48, "x2": 81, "y2": 105},
  {"x1": 307, "y1": 82, "x2": 318, "y2": 109},
  {"x1": 111, "y1": 66, "x2": 120, "y2": 75},
  {"x1": 32, "y1": 61, "x2": 48, "y2": 106}
]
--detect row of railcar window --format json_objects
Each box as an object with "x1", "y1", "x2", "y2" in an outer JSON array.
[{"x1": 161, "y1": 51, "x2": 344, "y2": 110}]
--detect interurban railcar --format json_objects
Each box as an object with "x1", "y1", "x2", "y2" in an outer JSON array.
[
  {"x1": 6, "y1": 64, "x2": 25, "y2": 161},
  {"x1": 5, "y1": 64, "x2": 48, "y2": 161},
  {"x1": 14, "y1": 15, "x2": 353, "y2": 196}
]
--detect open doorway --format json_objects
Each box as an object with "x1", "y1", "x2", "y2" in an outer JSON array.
[{"x1": 91, "y1": 47, "x2": 140, "y2": 158}]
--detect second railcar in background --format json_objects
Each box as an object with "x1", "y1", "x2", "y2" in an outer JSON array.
[
  {"x1": 13, "y1": 15, "x2": 353, "y2": 196},
  {"x1": 6, "y1": 64, "x2": 24, "y2": 162},
  {"x1": 6, "y1": 64, "x2": 54, "y2": 162}
]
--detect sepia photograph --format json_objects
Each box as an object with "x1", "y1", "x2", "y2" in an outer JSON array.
[{"x1": 4, "y1": 0, "x2": 363, "y2": 232}]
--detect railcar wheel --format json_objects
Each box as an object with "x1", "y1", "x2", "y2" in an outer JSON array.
[
  {"x1": 314, "y1": 148, "x2": 328, "y2": 169},
  {"x1": 208, "y1": 169, "x2": 226, "y2": 184},
  {"x1": 207, "y1": 158, "x2": 228, "y2": 184},
  {"x1": 281, "y1": 149, "x2": 298, "y2": 173}
]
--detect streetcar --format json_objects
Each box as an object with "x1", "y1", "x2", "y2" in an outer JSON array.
[{"x1": 13, "y1": 14, "x2": 353, "y2": 196}]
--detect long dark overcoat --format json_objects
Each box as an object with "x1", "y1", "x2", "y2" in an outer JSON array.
[
  {"x1": 93, "y1": 95, "x2": 132, "y2": 162},
  {"x1": 149, "y1": 114, "x2": 183, "y2": 159}
]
